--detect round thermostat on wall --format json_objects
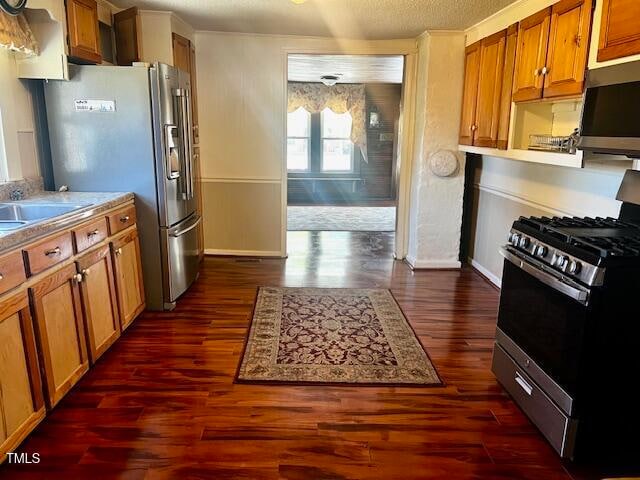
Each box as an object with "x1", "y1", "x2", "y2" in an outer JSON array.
[{"x1": 428, "y1": 150, "x2": 459, "y2": 177}]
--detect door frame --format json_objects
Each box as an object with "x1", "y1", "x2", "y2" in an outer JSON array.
[{"x1": 281, "y1": 45, "x2": 418, "y2": 260}]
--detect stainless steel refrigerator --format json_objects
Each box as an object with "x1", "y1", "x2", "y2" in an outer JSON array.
[{"x1": 44, "y1": 63, "x2": 200, "y2": 311}]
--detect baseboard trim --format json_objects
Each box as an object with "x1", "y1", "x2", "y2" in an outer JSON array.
[
  {"x1": 204, "y1": 249, "x2": 285, "y2": 258},
  {"x1": 405, "y1": 255, "x2": 462, "y2": 270},
  {"x1": 469, "y1": 257, "x2": 502, "y2": 288}
]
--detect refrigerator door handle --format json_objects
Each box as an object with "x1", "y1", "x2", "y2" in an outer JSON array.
[
  {"x1": 185, "y1": 89, "x2": 195, "y2": 200},
  {"x1": 169, "y1": 215, "x2": 201, "y2": 237},
  {"x1": 164, "y1": 125, "x2": 181, "y2": 180}
]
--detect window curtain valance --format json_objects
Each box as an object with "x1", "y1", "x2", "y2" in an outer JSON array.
[
  {"x1": 288, "y1": 82, "x2": 367, "y2": 162},
  {"x1": 0, "y1": 11, "x2": 38, "y2": 56}
]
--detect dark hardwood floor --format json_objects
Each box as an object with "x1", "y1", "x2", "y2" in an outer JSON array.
[{"x1": 1, "y1": 232, "x2": 602, "y2": 479}]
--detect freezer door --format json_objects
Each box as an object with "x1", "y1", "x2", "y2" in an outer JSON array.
[
  {"x1": 155, "y1": 63, "x2": 197, "y2": 227},
  {"x1": 161, "y1": 214, "x2": 201, "y2": 306}
]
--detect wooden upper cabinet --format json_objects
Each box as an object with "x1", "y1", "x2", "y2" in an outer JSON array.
[
  {"x1": 474, "y1": 30, "x2": 507, "y2": 148},
  {"x1": 544, "y1": 0, "x2": 593, "y2": 98},
  {"x1": 0, "y1": 292, "x2": 45, "y2": 462},
  {"x1": 597, "y1": 0, "x2": 640, "y2": 62},
  {"x1": 114, "y1": 7, "x2": 141, "y2": 66},
  {"x1": 459, "y1": 41, "x2": 482, "y2": 146},
  {"x1": 513, "y1": 8, "x2": 552, "y2": 102},
  {"x1": 498, "y1": 25, "x2": 518, "y2": 149},
  {"x1": 66, "y1": 0, "x2": 102, "y2": 64},
  {"x1": 172, "y1": 33, "x2": 191, "y2": 74},
  {"x1": 30, "y1": 264, "x2": 89, "y2": 408}
]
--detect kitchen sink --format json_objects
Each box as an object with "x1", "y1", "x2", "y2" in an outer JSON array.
[
  {"x1": 0, "y1": 203, "x2": 90, "y2": 232},
  {"x1": 0, "y1": 221, "x2": 29, "y2": 231}
]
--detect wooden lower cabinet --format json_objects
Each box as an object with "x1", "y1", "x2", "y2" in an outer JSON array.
[
  {"x1": 30, "y1": 264, "x2": 89, "y2": 408},
  {"x1": 111, "y1": 229, "x2": 145, "y2": 331},
  {"x1": 77, "y1": 246, "x2": 121, "y2": 364},
  {"x1": 0, "y1": 291, "x2": 45, "y2": 463}
]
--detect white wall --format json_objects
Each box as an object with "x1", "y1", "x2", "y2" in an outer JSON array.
[
  {"x1": 194, "y1": 31, "x2": 416, "y2": 256},
  {"x1": 406, "y1": 32, "x2": 466, "y2": 269},
  {"x1": 0, "y1": 49, "x2": 40, "y2": 183}
]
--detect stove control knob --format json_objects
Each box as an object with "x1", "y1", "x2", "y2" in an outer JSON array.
[
  {"x1": 536, "y1": 245, "x2": 548, "y2": 258},
  {"x1": 510, "y1": 234, "x2": 521, "y2": 247},
  {"x1": 558, "y1": 256, "x2": 570, "y2": 270},
  {"x1": 568, "y1": 260, "x2": 582, "y2": 275},
  {"x1": 519, "y1": 237, "x2": 530, "y2": 249}
]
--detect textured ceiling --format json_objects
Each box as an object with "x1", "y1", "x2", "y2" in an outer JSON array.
[
  {"x1": 288, "y1": 55, "x2": 404, "y2": 84},
  {"x1": 114, "y1": 0, "x2": 517, "y2": 39}
]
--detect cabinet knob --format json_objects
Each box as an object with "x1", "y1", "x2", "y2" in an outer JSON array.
[
  {"x1": 87, "y1": 229, "x2": 100, "y2": 238},
  {"x1": 534, "y1": 68, "x2": 540, "y2": 76},
  {"x1": 0, "y1": 273, "x2": 3, "y2": 281},
  {"x1": 470, "y1": 125, "x2": 478, "y2": 131},
  {"x1": 82, "y1": 268, "x2": 91, "y2": 277},
  {"x1": 115, "y1": 248, "x2": 123, "y2": 256},
  {"x1": 119, "y1": 215, "x2": 130, "y2": 223},
  {"x1": 73, "y1": 273, "x2": 84, "y2": 284},
  {"x1": 541, "y1": 66, "x2": 549, "y2": 76}
]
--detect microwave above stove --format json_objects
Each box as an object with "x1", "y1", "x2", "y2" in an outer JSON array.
[{"x1": 578, "y1": 62, "x2": 640, "y2": 158}]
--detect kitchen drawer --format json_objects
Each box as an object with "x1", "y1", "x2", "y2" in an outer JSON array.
[
  {"x1": 23, "y1": 232, "x2": 74, "y2": 276},
  {"x1": 0, "y1": 250, "x2": 27, "y2": 295},
  {"x1": 73, "y1": 217, "x2": 108, "y2": 253},
  {"x1": 492, "y1": 343, "x2": 577, "y2": 458},
  {"x1": 107, "y1": 205, "x2": 136, "y2": 235}
]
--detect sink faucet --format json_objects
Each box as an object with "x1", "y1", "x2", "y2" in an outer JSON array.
[{"x1": 9, "y1": 188, "x2": 25, "y2": 201}]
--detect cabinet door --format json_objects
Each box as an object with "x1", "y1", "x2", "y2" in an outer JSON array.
[
  {"x1": 544, "y1": 0, "x2": 592, "y2": 98},
  {"x1": 597, "y1": 0, "x2": 640, "y2": 62},
  {"x1": 31, "y1": 264, "x2": 89, "y2": 408},
  {"x1": 497, "y1": 24, "x2": 519, "y2": 150},
  {"x1": 114, "y1": 7, "x2": 141, "y2": 66},
  {"x1": 190, "y1": 44, "x2": 200, "y2": 145},
  {"x1": 172, "y1": 33, "x2": 191, "y2": 74},
  {"x1": 66, "y1": 0, "x2": 102, "y2": 64},
  {"x1": 111, "y1": 229, "x2": 145, "y2": 331},
  {"x1": 459, "y1": 41, "x2": 482, "y2": 146},
  {"x1": 0, "y1": 292, "x2": 45, "y2": 462},
  {"x1": 474, "y1": 30, "x2": 507, "y2": 148},
  {"x1": 77, "y1": 246, "x2": 121, "y2": 364},
  {"x1": 513, "y1": 8, "x2": 552, "y2": 102}
]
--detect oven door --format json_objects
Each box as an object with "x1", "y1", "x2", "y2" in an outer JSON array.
[{"x1": 496, "y1": 247, "x2": 592, "y2": 397}]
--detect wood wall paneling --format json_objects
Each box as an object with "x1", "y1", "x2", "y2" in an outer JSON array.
[{"x1": 597, "y1": 0, "x2": 640, "y2": 62}]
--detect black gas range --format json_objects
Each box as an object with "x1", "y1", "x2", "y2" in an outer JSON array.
[{"x1": 492, "y1": 170, "x2": 640, "y2": 466}]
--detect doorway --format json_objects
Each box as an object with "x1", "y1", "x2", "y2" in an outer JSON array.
[{"x1": 284, "y1": 54, "x2": 405, "y2": 256}]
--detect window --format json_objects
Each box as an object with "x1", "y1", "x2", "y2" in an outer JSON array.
[
  {"x1": 287, "y1": 107, "x2": 311, "y2": 171},
  {"x1": 321, "y1": 108, "x2": 353, "y2": 172}
]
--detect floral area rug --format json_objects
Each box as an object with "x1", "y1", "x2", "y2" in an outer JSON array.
[{"x1": 236, "y1": 287, "x2": 441, "y2": 386}]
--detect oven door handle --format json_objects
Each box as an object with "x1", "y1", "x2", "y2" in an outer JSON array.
[{"x1": 500, "y1": 247, "x2": 590, "y2": 305}]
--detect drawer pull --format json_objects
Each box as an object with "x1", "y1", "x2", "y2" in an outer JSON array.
[
  {"x1": 515, "y1": 371, "x2": 533, "y2": 396},
  {"x1": 119, "y1": 215, "x2": 131, "y2": 223},
  {"x1": 87, "y1": 229, "x2": 100, "y2": 238},
  {"x1": 45, "y1": 247, "x2": 61, "y2": 257},
  {"x1": 114, "y1": 248, "x2": 122, "y2": 256}
]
